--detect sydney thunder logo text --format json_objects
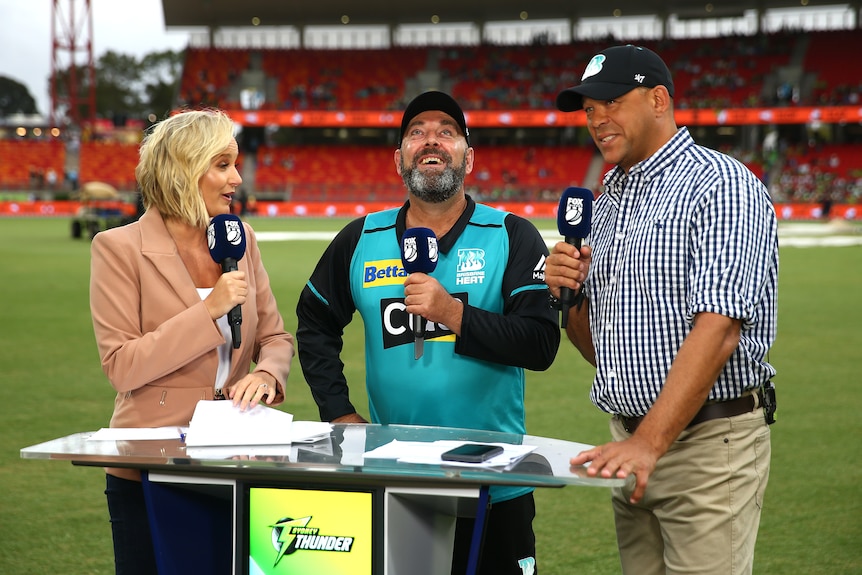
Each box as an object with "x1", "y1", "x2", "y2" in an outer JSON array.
[{"x1": 269, "y1": 516, "x2": 355, "y2": 566}]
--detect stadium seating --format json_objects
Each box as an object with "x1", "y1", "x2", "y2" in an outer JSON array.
[
  {"x1": 78, "y1": 141, "x2": 139, "y2": 191},
  {"x1": 0, "y1": 139, "x2": 65, "y2": 190},
  {"x1": 773, "y1": 142, "x2": 862, "y2": 203},
  {"x1": 253, "y1": 144, "x2": 595, "y2": 201},
  {"x1": 804, "y1": 30, "x2": 862, "y2": 106},
  {"x1": 3, "y1": 29, "x2": 860, "y2": 205},
  {"x1": 174, "y1": 30, "x2": 856, "y2": 111}
]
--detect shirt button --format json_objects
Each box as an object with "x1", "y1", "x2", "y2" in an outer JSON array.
[{"x1": 615, "y1": 232, "x2": 625, "y2": 241}]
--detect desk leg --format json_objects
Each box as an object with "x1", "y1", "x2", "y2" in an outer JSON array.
[{"x1": 465, "y1": 486, "x2": 490, "y2": 575}]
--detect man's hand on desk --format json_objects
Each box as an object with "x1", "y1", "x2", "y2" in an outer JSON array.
[{"x1": 570, "y1": 436, "x2": 658, "y2": 503}]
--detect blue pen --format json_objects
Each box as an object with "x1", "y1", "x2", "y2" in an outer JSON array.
[{"x1": 178, "y1": 427, "x2": 186, "y2": 443}]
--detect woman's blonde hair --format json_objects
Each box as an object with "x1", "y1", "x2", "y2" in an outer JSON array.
[{"x1": 136, "y1": 109, "x2": 236, "y2": 228}]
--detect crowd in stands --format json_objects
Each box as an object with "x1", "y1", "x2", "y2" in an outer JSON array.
[
  {"x1": 770, "y1": 142, "x2": 862, "y2": 205},
  {"x1": 0, "y1": 139, "x2": 65, "y2": 192},
  {"x1": 2, "y1": 29, "x2": 860, "y2": 206},
  {"x1": 4, "y1": 136, "x2": 857, "y2": 206},
  {"x1": 803, "y1": 30, "x2": 862, "y2": 106},
  {"x1": 253, "y1": 144, "x2": 595, "y2": 203},
  {"x1": 175, "y1": 30, "x2": 860, "y2": 112}
]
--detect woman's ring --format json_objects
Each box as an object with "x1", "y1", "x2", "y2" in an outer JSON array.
[{"x1": 259, "y1": 383, "x2": 267, "y2": 390}]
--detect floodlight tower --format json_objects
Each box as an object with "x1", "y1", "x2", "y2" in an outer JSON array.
[{"x1": 50, "y1": 0, "x2": 97, "y2": 128}]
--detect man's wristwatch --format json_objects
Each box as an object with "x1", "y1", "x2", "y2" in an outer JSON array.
[{"x1": 548, "y1": 290, "x2": 587, "y2": 312}]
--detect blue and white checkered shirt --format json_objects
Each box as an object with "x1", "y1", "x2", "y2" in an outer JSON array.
[{"x1": 585, "y1": 127, "x2": 778, "y2": 417}]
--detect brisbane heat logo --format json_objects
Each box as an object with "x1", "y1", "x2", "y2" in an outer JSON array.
[
  {"x1": 456, "y1": 248, "x2": 485, "y2": 285},
  {"x1": 268, "y1": 515, "x2": 356, "y2": 566}
]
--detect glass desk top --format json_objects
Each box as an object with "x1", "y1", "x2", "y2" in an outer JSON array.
[{"x1": 21, "y1": 423, "x2": 627, "y2": 489}]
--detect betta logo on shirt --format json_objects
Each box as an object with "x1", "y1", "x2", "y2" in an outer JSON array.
[{"x1": 363, "y1": 259, "x2": 408, "y2": 288}]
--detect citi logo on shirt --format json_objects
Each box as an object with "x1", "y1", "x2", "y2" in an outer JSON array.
[{"x1": 378, "y1": 294, "x2": 467, "y2": 349}]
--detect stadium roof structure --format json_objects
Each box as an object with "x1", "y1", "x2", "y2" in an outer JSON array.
[{"x1": 161, "y1": 0, "x2": 854, "y2": 29}]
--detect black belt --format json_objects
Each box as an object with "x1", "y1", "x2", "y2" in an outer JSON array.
[{"x1": 617, "y1": 391, "x2": 759, "y2": 434}]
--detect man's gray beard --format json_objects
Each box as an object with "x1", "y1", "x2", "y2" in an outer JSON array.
[{"x1": 401, "y1": 158, "x2": 467, "y2": 204}]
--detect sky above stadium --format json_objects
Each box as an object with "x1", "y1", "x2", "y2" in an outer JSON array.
[{"x1": 0, "y1": 0, "x2": 189, "y2": 117}]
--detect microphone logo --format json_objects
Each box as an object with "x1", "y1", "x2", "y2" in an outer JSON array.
[
  {"x1": 427, "y1": 236, "x2": 439, "y2": 264},
  {"x1": 207, "y1": 224, "x2": 216, "y2": 250},
  {"x1": 403, "y1": 235, "x2": 439, "y2": 265},
  {"x1": 565, "y1": 196, "x2": 586, "y2": 227},
  {"x1": 225, "y1": 219, "x2": 243, "y2": 245},
  {"x1": 207, "y1": 217, "x2": 243, "y2": 249},
  {"x1": 402, "y1": 236, "x2": 419, "y2": 264}
]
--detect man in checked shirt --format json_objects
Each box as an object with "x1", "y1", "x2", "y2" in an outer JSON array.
[{"x1": 545, "y1": 44, "x2": 778, "y2": 575}]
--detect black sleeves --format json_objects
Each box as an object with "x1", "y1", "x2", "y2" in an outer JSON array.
[
  {"x1": 295, "y1": 217, "x2": 365, "y2": 421},
  {"x1": 454, "y1": 215, "x2": 560, "y2": 370}
]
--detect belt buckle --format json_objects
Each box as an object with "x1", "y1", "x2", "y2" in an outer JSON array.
[{"x1": 214, "y1": 388, "x2": 226, "y2": 400}]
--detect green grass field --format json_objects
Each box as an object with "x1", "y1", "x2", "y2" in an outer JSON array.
[{"x1": 2, "y1": 216, "x2": 861, "y2": 574}]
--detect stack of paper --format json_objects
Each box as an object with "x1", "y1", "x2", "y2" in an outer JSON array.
[{"x1": 184, "y1": 401, "x2": 331, "y2": 447}]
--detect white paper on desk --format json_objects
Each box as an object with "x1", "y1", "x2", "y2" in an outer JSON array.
[
  {"x1": 185, "y1": 436, "x2": 334, "y2": 460},
  {"x1": 185, "y1": 444, "x2": 295, "y2": 459},
  {"x1": 184, "y1": 400, "x2": 293, "y2": 446},
  {"x1": 87, "y1": 427, "x2": 183, "y2": 441},
  {"x1": 363, "y1": 440, "x2": 537, "y2": 468}
]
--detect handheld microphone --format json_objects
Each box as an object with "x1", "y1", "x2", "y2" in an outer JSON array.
[
  {"x1": 207, "y1": 214, "x2": 247, "y2": 348},
  {"x1": 556, "y1": 187, "x2": 593, "y2": 328},
  {"x1": 400, "y1": 227, "x2": 438, "y2": 359}
]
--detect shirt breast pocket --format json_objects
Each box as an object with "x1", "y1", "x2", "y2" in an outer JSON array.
[{"x1": 639, "y1": 218, "x2": 689, "y2": 296}]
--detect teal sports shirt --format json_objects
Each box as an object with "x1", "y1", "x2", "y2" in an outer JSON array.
[{"x1": 297, "y1": 196, "x2": 560, "y2": 502}]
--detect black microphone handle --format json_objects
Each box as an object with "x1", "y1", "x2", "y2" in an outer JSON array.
[
  {"x1": 220, "y1": 257, "x2": 242, "y2": 348},
  {"x1": 559, "y1": 236, "x2": 583, "y2": 329},
  {"x1": 412, "y1": 313, "x2": 426, "y2": 340},
  {"x1": 221, "y1": 257, "x2": 238, "y2": 273},
  {"x1": 228, "y1": 305, "x2": 242, "y2": 349}
]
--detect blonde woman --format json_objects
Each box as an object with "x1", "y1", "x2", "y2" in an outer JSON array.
[{"x1": 89, "y1": 109, "x2": 294, "y2": 574}]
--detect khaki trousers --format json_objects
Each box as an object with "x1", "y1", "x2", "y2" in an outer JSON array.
[{"x1": 609, "y1": 408, "x2": 771, "y2": 575}]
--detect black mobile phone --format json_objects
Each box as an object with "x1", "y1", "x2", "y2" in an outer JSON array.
[{"x1": 441, "y1": 443, "x2": 504, "y2": 463}]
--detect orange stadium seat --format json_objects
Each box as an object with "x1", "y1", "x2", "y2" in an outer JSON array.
[
  {"x1": 6, "y1": 30, "x2": 860, "y2": 207},
  {"x1": 254, "y1": 144, "x2": 596, "y2": 201},
  {"x1": 0, "y1": 139, "x2": 65, "y2": 190},
  {"x1": 79, "y1": 141, "x2": 140, "y2": 191},
  {"x1": 804, "y1": 30, "x2": 862, "y2": 106},
  {"x1": 176, "y1": 30, "x2": 862, "y2": 112}
]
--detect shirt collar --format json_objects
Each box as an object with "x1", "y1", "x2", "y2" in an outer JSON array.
[
  {"x1": 603, "y1": 127, "x2": 693, "y2": 192},
  {"x1": 396, "y1": 194, "x2": 476, "y2": 255}
]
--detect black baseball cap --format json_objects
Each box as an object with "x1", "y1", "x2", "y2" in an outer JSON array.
[
  {"x1": 556, "y1": 44, "x2": 675, "y2": 112},
  {"x1": 400, "y1": 90, "x2": 470, "y2": 146}
]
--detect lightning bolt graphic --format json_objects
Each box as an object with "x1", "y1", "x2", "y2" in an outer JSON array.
[{"x1": 271, "y1": 516, "x2": 312, "y2": 566}]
